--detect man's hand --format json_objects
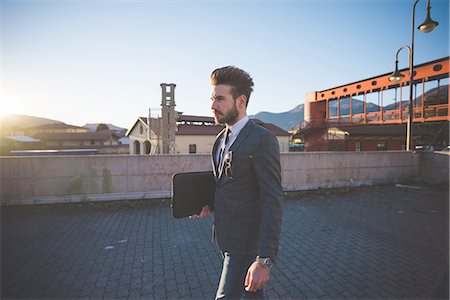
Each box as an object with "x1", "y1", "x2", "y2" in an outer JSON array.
[
  {"x1": 189, "y1": 205, "x2": 210, "y2": 219},
  {"x1": 244, "y1": 261, "x2": 270, "y2": 292}
]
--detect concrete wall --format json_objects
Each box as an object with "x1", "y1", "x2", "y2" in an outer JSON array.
[
  {"x1": 419, "y1": 152, "x2": 449, "y2": 184},
  {"x1": 281, "y1": 151, "x2": 419, "y2": 191},
  {"x1": 277, "y1": 137, "x2": 290, "y2": 153},
  {"x1": 0, "y1": 151, "x2": 422, "y2": 205}
]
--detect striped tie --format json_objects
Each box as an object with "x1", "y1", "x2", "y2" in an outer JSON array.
[{"x1": 218, "y1": 129, "x2": 231, "y2": 173}]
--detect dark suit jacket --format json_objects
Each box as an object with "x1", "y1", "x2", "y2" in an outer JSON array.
[{"x1": 211, "y1": 120, "x2": 283, "y2": 261}]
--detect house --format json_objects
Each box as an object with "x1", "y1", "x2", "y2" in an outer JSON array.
[
  {"x1": 3, "y1": 123, "x2": 89, "y2": 136},
  {"x1": 24, "y1": 123, "x2": 88, "y2": 135},
  {"x1": 4, "y1": 130, "x2": 128, "y2": 155},
  {"x1": 32, "y1": 131, "x2": 122, "y2": 148},
  {"x1": 126, "y1": 84, "x2": 290, "y2": 155},
  {"x1": 1, "y1": 117, "x2": 129, "y2": 155},
  {"x1": 0, "y1": 136, "x2": 42, "y2": 155},
  {"x1": 126, "y1": 117, "x2": 162, "y2": 155}
]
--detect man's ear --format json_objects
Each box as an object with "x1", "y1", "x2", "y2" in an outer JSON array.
[{"x1": 237, "y1": 95, "x2": 247, "y2": 109}]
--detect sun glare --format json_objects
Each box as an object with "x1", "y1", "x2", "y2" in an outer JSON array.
[{"x1": 1, "y1": 94, "x2": 24, "y2": 118}]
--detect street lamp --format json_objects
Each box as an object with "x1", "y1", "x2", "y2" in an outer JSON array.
[
  {"x1": 388, "y1": 0, "x2": 438, "y2": 151},
  {"x1": 388, "y1": 47, "x2": 409, "y2": 83}
]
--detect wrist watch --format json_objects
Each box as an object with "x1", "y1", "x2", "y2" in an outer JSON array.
[{"x1": 256, "y1": 256, "x2": 273, "y2": 269}]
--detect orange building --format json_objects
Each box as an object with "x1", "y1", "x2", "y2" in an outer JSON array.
[{"x1": 297, "y1": 57, "x2": 449, "y2": 151}]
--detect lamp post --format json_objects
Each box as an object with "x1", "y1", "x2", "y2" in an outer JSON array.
[{"x1": 388, "y1": 0, "x2": 438, "y2": 151}]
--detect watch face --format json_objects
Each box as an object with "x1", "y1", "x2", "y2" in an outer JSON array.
[{"x1": 258, "y1": 257, "x2": 273, "y2": 269}]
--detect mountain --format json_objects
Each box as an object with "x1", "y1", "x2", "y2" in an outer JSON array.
[
  {"x1": 0, "y1": 114, "x2": 64, "y2": 136},
  {"x1": 0, "y1": 114, "x2": 63, "y2": 128},
  {"x1": 251, "y1": 104, "x2": 304, "y2": 131},
  {"x1": 0, "y1": 114, "x2": 126, "y2": 136},
  {"x1": 83, "y1": 123, "x2": 126, "y2": 132},
  {"x1": 338, "y1": 99, "x2": 379, "y2": 114}
]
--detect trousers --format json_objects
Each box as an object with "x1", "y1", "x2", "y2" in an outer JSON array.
[{"x1": 215, "y1": 252, "x2": 267, "y2": 300}]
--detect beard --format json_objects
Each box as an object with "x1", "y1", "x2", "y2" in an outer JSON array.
[{"x1": 213, "y1": 103, "x2": 239, "y2": 125}]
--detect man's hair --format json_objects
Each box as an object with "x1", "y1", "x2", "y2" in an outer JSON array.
[{"x1": 210, "y1": 66, "x2": 254, "y2": 107}]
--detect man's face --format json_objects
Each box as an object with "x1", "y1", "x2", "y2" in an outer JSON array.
[{"x1": 210, "y1": 84, "x2": 239, "y2": 125}]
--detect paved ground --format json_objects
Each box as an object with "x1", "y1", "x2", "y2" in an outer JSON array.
[{"x1": 1, "y1": 183, "x2": 448, "y2": 299}]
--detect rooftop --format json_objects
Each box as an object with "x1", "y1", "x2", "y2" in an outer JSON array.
[
  {"x1": 2, "y1": 136, "x2": 41, "y2": 143},
  {"x1": 25, "y1": 123, "x2": 85, "y2": 130},
  {"x1": 32, "y1": 131, "x2": 121, "y2": 141}
]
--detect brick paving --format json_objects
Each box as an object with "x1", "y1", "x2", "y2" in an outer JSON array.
[{"x1": 1, "y1": 184, "x2": 448, "y2": 299}]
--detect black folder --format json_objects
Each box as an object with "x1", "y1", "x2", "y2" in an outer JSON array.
[{"x1": 171, "y1": 171, "x2": 216, "y2": 219}]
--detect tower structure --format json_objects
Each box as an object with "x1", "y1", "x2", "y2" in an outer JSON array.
[{"x1": 160, "y1": 83, "x2": 176, "y2": 154}]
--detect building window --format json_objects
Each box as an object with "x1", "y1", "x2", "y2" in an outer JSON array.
[
  {"x1": 382, "y1": 88, "x2": 399, "y2": 112},
  {"x1": 376, "y1": 140, "x2": 387, "y2": 151},
  {"x1": 134, "y1": 140, "x2": 141, "y2": 154},
  {"x1": 328, "y1": 98, "x2": 338, "y2": 118},
  {"x1": 144, "y1": 141, "x2": 151, "y2": 155},
  {"x1": 90, "y1": 140, "x2": 95, "y2": 145},
  {"x1": 424, "y1": 77, "x2": 448, "y2": 106},
  {"x1": 355, "y1": 141, "x2": 361, "y2": 152},
  {"x1": 366, "y1": 91, "x2": 380, "y2": 112},
  {"x1": 189, "y1": 144, "x2": 197, "y2": 154},
  {"x1": 340, "y1": 96, "x2": 351, "y2": 116}
]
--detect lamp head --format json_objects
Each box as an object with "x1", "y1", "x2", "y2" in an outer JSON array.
[
  {"x1": 388, "y1": 61, "x2": 405, "y2": 83},
  {"x1": 389, "y1": 72, "x2": 405, "y2": 83},
  {"x1": 418, "y1": 5, "x2": 439, "y2": 33}
]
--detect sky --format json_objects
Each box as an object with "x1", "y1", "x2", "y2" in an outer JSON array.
[{"x1": 1, "y1": 0, "x2": 449, "y2": 129}]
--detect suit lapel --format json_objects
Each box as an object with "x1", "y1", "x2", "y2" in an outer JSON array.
[
  {"x1": 229, "y1": 120, "x2": 254, "y2": 152},
  {"x1": 213, "y1": 120, "x2": 255, "y2": 182},
  {"x1": 212, "y1": 128, "x2": 226, "y2": 180},
  {"x1": 216, "y1": 120, "x2": 255, "y2": 182}
]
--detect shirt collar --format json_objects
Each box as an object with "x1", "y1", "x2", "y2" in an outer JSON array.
[{"x1": 227, "y1": 115, "x2": 249, "y2": 138}]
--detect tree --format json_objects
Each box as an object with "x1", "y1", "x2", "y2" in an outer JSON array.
[{"x1": 96, "y1": 123, "x2": 110, "y2": 131}]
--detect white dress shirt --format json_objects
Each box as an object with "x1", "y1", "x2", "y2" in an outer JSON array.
[{"x1": 215, "y1": 116, "x2": 249, "y2": 166}]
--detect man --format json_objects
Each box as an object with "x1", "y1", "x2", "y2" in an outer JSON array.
[{"x1": 192, "y1": 66, "x2": 283, "y2": 299}]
